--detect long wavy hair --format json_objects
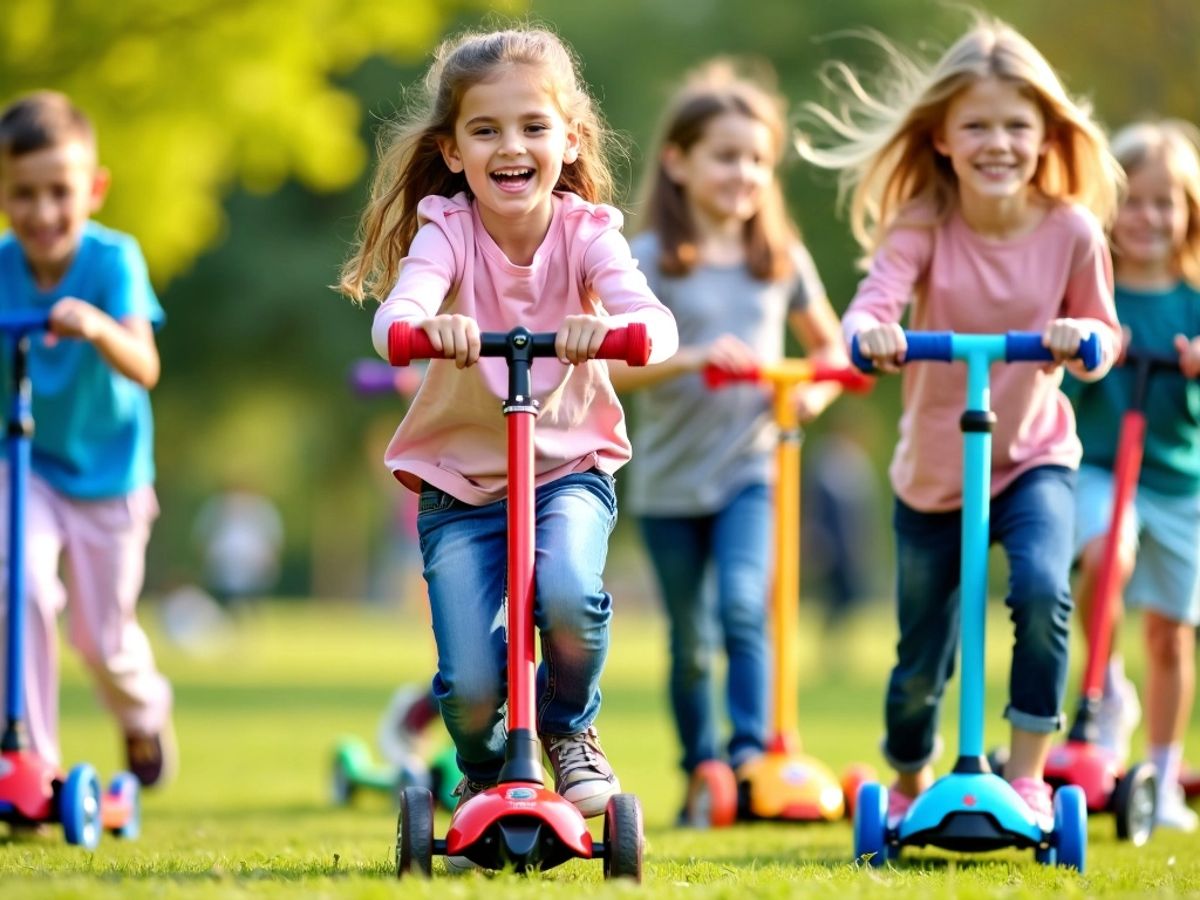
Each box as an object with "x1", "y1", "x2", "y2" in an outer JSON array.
[
  {"x1": 1110, "y1": 119, "x2": 1200, "y2": 289},
  {"x1": 339, "y1": 26, "x2": 618, "y2": 303},
  {"x1": 635, "y1": 58, "x2": 798, "y2": 281},
  {"x1": 797, "y1": 17, "x2": 1123, "y2": 260}
]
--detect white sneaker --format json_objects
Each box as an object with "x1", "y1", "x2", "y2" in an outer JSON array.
[
  {"x1": 1156, "y1": 785, "x2": 1199, "y2": 833},
  {"x1": 1095, "y1": 676, "x2": 1141, "y2": 765}
]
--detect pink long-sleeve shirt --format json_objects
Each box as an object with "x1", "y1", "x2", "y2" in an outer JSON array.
[
  {"x1": 371, "y1": 192, "x2": 678, "y2": 506},
  {"x1": 841, "y1": 202, "x2": 1120, "y2": 512}
]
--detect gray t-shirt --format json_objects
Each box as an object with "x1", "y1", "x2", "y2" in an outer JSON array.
[{"x1": 625, "y1": 231, "x2": 825, "y2": 516}]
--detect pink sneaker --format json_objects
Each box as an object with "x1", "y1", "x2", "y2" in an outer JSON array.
[
  {"x1": 1010, "y1": 777, "x2": 1053, "y2": 830},
  {"x1": 886, "y1": 785, "x2": 915, "y2": 829}
]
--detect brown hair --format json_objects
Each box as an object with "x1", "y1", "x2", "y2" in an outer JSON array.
[
  {"x1": 797, "y1": 18, "x2": 1122, "y2": 259},
  {"x1": 338, "y1": 26, "x2": 617, "y2": 303},
  {"x1": 1110, "y1": 119, "x2": 1200, "y2": 289},
  {"x1": 636, "y1": 58, "x2": 797, "y2": 280},
  {"x1": 0, "y1": 90, "x2": 96, "y2": 159}
]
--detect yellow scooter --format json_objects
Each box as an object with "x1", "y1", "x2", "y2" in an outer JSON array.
[{"x1": 686, "y1": 358, "x2": 874, "y2": 826}]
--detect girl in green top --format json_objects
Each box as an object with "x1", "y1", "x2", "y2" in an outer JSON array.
[{"x1": 1068, "y1": 120, "x2": 1200, "y2": 831}]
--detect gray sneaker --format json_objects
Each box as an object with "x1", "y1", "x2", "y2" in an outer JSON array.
[
  {"x1": 543, "y1": 726, "x2": 621, "y2": 818},
  {"x1": 446, "y1": 777, "x2": 493, "y2": 872}
]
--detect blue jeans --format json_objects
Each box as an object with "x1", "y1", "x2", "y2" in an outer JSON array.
[
  {"x1": 884, "y1": 465, "x2": 1075, "y2": 772},
  {"x1": 639, "y1": 482, "x2": 770, "y2": 774},
  {"x1": 417, "y1": 470, "x2": 617, "y2": 784}
]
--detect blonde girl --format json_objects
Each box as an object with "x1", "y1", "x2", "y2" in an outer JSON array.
[
  {"x1": 1068, "y1": 119, "x2": 1200, "y2": 831},
  {"x1": 338, "y1": 26, "x2": 678, "y2": 826},
  {"x1": 608, "y1": 58, "x2": 847, "y2": 814},
  {"x1": 799, "y1": 18, "x2": 1122, "y2": 827}
]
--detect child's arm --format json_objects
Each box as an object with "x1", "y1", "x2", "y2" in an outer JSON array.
[
  {"x1": 787, "y1": 293, "x2": 849, "y2": 423},
  {"x1": 841, "y1": 226, "x2": 930, "y2": 372},
  {"x1": 582, "y1": 228, "x2": 679, "y2": 365},
  {"x1": 607, "y1": 335, "x2": 758, "y2": 392},
  {"x1": 1055, "y1": 210, "x2": 1120, "y2": 382},
  {"x1": 48, "y1": 299, "x2": 159, "y2": 388},
  {"x1": 371, "y1": 223, "x2": 459, "y2": 361}
]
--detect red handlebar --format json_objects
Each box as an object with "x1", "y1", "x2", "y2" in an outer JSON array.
[
  {"x1": 703, "y1": 361, "x2": 874, "y2": 392},
  {"x1": 388, "y1": 321, "x2": 651, "y2": 367}
]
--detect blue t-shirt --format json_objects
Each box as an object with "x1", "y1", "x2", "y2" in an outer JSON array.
[{"x1": 0, "y1": 221, "x2": 164, "y2": 499}]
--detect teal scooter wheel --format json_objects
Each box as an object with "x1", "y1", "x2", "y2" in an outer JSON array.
[{"x1": 429, "y1": 746, "x2": 462, "y2": 811}]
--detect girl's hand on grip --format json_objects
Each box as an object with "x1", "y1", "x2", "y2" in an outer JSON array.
[
  {"x1": 854, "y1": 323, "x2": 906, "y2": 373},
  {"x1": 556, "y1": 315, "x2": 611, "y2": 365},
  {"x1": 1176, "y1": 333, "x2": 1200, "y2": 379},
  {"x1": 422, "y1": 314, "x2": 480, "y2": 368},
  {"x1": 1042, "y1": 318, "x2": 1085, "y2": 372}
]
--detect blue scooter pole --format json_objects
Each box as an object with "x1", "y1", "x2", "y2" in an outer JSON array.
[
  {"x1": 852, "y1": 331, "x2": 1101, "y2": 766},
  {"x1": 1, "y1": 312, "x2": 50, "y2": 753}
]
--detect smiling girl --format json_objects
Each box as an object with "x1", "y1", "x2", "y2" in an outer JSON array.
[
  {"x1": 799, "y1": 18, "x2": 1122, "y2": 827},
  {"x1": 338, "y1": 27, "x2": 678, "y2": 824}
]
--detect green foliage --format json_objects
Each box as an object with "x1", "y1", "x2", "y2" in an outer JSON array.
[{"x1": 0, "y1": 0, "x2": 512, "y2": 281}]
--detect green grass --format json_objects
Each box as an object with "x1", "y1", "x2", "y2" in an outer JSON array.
[{"x1": 3, "y1": 596, "x2": 1198, "y2": 898}]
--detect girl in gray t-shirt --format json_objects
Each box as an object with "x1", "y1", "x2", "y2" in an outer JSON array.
[{"x1": 609, "y1": 59, "x2": 849, "y2": 814}]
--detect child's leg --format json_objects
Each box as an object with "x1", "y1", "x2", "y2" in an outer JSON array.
[
  {"x1": 532, "y1": 471, "x2": 618, "y2": 735},
  {"x1": 417, "y1": 486, "x2": 508, "y2": 786},
  {"x1": 1143, "y1": 611, "x2": 1195, "y2": 766},
  {"x1": 61, "y1": 485, "x2": 173, "y2": 785},
  {"x1": 711, "y1": 482, "x2": 770, "y2": 768},
  {"x1": 992, "y1": 466, "x2": 1075, "y2": 780},
  {"x1": 887, "y1": 498, "x2": 963, "y2": 798},
  {"x1": 532, "y1": 470, "x2": 621, "y2": 816},
  {"x1": 0, "y1": 472, "x2": 68, "y2": 767},
  {"x1": 637, "y1": 513, "x2": 717, "y2": 774}
]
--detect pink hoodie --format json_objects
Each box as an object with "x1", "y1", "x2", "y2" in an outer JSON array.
[
  {"x1": 841, "y1": 203, "x2": 1120, "y2": 512},
  {"x1": 371, "y1": 192, "x2": 678, "y2": 505}
]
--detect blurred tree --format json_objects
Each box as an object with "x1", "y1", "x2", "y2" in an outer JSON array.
[{"x1": 0, "y1": 0, "x2": 511, "y2": 282}]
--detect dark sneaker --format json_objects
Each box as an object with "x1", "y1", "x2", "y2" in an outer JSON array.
[
  {"x1": 125, "y1": 722, "x2": 177, "y2": 788},
  {"x1": 543, "y1": 726, "x2": 620, "y2": 818},
  {"x1": 446, "y1": 777, "x2": 494, "y2": 873}
]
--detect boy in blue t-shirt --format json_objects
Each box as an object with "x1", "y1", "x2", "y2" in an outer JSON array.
[{"x1": 0, "y1": 91, "x2": 173, "y2": 786}]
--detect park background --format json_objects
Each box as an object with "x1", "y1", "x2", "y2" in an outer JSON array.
[
  {"x1": 2, "y1": 0, "x2": 1200, "y2": 895},
  {"x1": 5, "y1": 0, "x2": 1197, "y2": 601}
]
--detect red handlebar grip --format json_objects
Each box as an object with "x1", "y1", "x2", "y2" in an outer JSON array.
[
  {"x1": 597, "y1": 322, "x2": 652, "y2": 366},
  {"x1": 810, "y1": 364, "x2": 875, "y2": 393},
  {"x1": 702, "y1": 364, "x2": 763, "y2": 388},
  {"x1": 388, "y1": 322, "x2": 437, "y2": 366}
]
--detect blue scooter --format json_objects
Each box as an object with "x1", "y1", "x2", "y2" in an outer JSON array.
[
  {"x1": 850, "y1": 330, "x2": 1098, "y2": 871},
  {"x1": 0, "y1": 312, "x2": 140, "y2": 847}
]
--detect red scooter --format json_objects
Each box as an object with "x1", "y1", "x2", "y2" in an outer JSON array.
[
  {"x1": 388, "y1": 321, "x2": 647, "y2": 879},
  {"x1": 0, "y1": 312, "x2": 140, "y2": 847},
  {"x1": 1038, "y1": 347, "x2": 1199, "y2": 844}
]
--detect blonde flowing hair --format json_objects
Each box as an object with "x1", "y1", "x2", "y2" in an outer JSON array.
[
  {"x1": 1110, "y1": 119, "x2": 1200, "y2": 289},
  {"x1": 797, "y1": 18, "x2": 1123, "y2": 259},
  {"x1": 339, "y1": 26, "x2": 618, "y2": 303},
  {"x1": 635, "y1": 58, "x2": 798, "y2": 281}
]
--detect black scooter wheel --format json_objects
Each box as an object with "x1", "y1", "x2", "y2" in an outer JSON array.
[
  {"x1": 396, "y1": 786, "x2": 434, "y2": 877},
  {"x1": 603, "y1": 793, "x2": 644, "y2": 881},
  {"x1": 1112, "y1": 761, "x2": 1156, "y2": 846}
]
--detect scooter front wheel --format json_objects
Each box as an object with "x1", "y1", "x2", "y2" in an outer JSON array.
[
  {"x1": 684, "y1": 760, "x2": 738, "y2": 827},
  {"x1": 61, "y1": 764, "x2": 102, "y2": 850},
  {"x1": 853, "y1": 782, "x2": 888, "y2": 867},
  {"x1": 1112, "y1": 762, "x2": 1156, "y2": 846},
  {"x1": 396, "y1": 786, "x2": 434, "y2": 878},
  {"x1": 603, "y1": 793, "x2": 644, "y2": 882}
]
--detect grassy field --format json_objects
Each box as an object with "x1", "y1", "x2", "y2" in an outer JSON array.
[{"x1": 2, "y1": 592, "x2": 1198, "y2": 898}]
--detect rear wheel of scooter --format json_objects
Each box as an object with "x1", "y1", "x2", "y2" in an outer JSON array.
[
  {"x1": 61, "y1": 764, "x2": 102, "y2": 850},
  {"x1": 1112, "y1": 762, "x2": 1156, "y2": 846},
  {"x1": 841, "y1": 763, "x2": 877, "y2": 820},
  {"x1": 1054, "y1": 785, "x2": 1087, "y2": 872},
  {"x1": 854, "y1": 782, "x2": 888, "y2": 867},
  {"x1": 107, "y1": 771, "x2": 141, "y2": 839},
  {"x1": 603, "y1": 793, "x2": 643, "y2": 882},
  {"x1": 331, "y1": 737, "x2": 370, "y2": 806},
  {"x1": 396, "y1": 786, "x2": 433, "y2": 878},
  {"x1": 684, "y1": 760, "x2": 738, "y2": 827}
]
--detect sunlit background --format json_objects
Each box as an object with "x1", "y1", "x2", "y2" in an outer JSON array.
[{"x1": 1, "y1": 0, "x2": 1197, "y2": 603}]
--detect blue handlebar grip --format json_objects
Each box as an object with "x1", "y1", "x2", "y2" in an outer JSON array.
[
  {"x1": 1005, "y1": 331, "x2": 1102, "y2": 371},
  {"x1": 902, "y1": 332, "x2": 954, "y2": 362}
]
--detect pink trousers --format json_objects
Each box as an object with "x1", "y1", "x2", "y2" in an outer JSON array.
[{"x1": 0, "y1": 472, "x2": 171, "y2": 768}]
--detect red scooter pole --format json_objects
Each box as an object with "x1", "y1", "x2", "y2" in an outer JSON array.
[{"x1": 388, "y1": 321, "x2": 649, "y2": 879}]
